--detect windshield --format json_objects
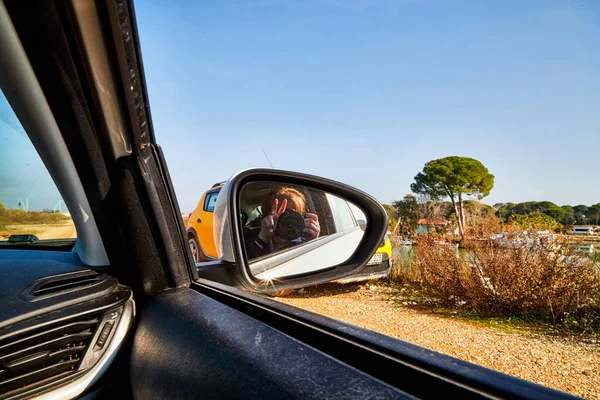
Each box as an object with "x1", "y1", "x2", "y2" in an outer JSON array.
[{"x1": 0, "y1": 89, "x2": 75, "y2": 242}]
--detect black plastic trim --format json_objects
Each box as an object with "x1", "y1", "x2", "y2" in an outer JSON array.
[
  {"x1": 196, "y1": 261, "x2": 240, "y2": 287},
  {"x1": 0, "y1": 240, "x2": 76, "y2": 252},
  {"x1": 0, "y1": 286, "x2": 131, "y2": 342},
  {"x1": 104, "y1": 0, "x2": 191, "y2": 290},
  {"x1": 131, "y1": 287, "x2": 412, "y2": 400},
  {"x1": 191, "y1": 280, "x2": 577, "y2": 400},
  {"x1": 20, "y1": 271, "x2": 108, "y2": 302}
]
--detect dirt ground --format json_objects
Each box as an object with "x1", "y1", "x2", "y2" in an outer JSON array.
[
  {"x1": 0, "y1": 222, "x2": 76, "y2": 240},
  {"x1": 277, "y1": 282, "x2": 600, "y2": 399}
]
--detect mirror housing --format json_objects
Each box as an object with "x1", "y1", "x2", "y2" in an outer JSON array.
[{"x1": 212, "y1": 168, "x2": 388, "y2": 294}]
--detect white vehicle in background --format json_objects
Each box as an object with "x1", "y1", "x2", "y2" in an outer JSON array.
[{"x1": 570, "y1": 226, "x2": 595, "y2": 235}]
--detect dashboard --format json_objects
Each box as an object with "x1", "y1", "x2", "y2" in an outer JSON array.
[{"x1": 0, "y1": 251, "x2": 132, "y2": 400}]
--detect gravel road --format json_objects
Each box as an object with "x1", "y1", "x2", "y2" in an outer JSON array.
[{"x1": 277, "y1": 283, "x2": 600, "y2": 399}]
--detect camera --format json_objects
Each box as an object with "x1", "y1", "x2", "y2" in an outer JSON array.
[{"x1": 275, "y1": 209, "x2": 305, "y2": 240}]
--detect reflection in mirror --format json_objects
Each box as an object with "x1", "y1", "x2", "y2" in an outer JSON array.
[
  {"x1": 240, "y1": 182, "x2": 366, "y2": 281},
  {"x1": 357, "y1": 220, "x2": 367, "y2": 231}
]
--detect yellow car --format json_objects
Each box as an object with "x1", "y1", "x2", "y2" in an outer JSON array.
[
  {"x1": 378, "y1": 233, "x2": 393, "y2": 264},
  {"x1": 186, "y1": 182, "x2": 224, "y2": 262}
]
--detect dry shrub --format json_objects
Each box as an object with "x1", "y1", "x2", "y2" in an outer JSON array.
[
  {"x1": 0, "y1": 209, "x2": 71, "y2": 230},
  {"x1": 390, "y1": 248, "x2": 420, "y2": 284},
  {"x1": 410, "y1": 234, "x2": 600, "y2": 327}
]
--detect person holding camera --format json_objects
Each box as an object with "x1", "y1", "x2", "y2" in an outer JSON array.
[{"x1": 244, "y1": 187, "x2": 320, "y2": 260}]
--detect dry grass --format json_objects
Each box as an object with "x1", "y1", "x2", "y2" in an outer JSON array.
[
  {"x1": 0, "y1": 209, "x2": 71, "y2": 230},
  {"x1": 391, "y1": 234, "x2": 600, "y2": 333},
  {"x1": 0, "y1": 209, "x2": 73, "y2": 240}
]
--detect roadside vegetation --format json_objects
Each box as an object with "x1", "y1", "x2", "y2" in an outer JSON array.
[
  {"x1": 385, "y1": 156, "x2": 600, "y2": 335},
  {"x1": 387, "y1": 158, "x2": 600, "y2": 236},
  {"x1": 391, "y1": 236, "x2": 600, "y2": 334},
  {"x1": 0, "y1": 202, "x2": 71, "y2": 233}
]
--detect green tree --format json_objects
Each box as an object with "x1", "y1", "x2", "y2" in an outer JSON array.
[
  {"x1": 411, "y1": 156, "x2": 494, "y2": 238},
  {"x1": 464, "y1": 200, "x2": 496, "y2": 216},
  {"x1": 561, "y1": 205, "x2": 575, "y2": 225},
  {"x1": 514, "y1": 201, "x2": 538, "y2": 215},
  {"x1": 573, "y1": 205, "x2": 589, "y2": 225},
  {"x1": 494, "y1": 202, "x2": 516, "y2": 221},
  {"x1": 588, "y1": 204, "x2": 600, "y2": 225},
  {"x1": 536, "y1": 201, "x2": 565, "y2": 223},
  {"x1": 381, "y1": 204, "x2": 397, "y2": 231},
  {"x1": 391, "y1": 194, "x2": 419, "y2": 235},
  {"x1": 510, "y1": 212, "x2": 561, "y2": 232}
]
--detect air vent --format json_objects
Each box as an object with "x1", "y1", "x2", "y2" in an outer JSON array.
[
  {"x1": 0, "y1": 316, "x2": 100, "y2": 396},
  {"x1": 30, "y1": 271, "x2": 105, "y2": 298}
]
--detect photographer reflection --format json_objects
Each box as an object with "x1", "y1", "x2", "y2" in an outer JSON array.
[{"x1": 244, "y1": 187, "x2": 320, "y2": 259}]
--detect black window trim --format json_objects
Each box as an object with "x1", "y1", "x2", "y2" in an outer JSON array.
[{"x1": 190, "y1": 278, "x2": 577, "y2": 400}]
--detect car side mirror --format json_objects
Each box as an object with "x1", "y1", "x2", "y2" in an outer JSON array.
[{"x1": 212, "y1": 168, "x2": 387, "y2": 294}]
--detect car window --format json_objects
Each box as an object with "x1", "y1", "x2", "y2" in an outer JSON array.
[
  {"x1": 328, "y1": 195, "x2": 356, "y2": 233},
  {"x1": 137, "y1": 2, "x2": 599, "y2": 398},
  {"x1": 348, "y1": 203, "x2": 366, "y2": 222},
  {"x1": 0, "y1": 90, "x2": 75, "y2": 242},
  {"x1": 204, "y1": 191, "x2": 219, "y2": 212}
]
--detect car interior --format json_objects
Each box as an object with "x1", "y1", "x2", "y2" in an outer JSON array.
[
  {"x1": 0, "y1": 0, "x2": 579, "y2": 399},
  {"x1": 240, "y1": 181, "x2": 335, "y2": 236}
]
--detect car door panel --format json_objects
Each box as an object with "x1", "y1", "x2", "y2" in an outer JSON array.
[{"x1": 130, "y1": 287, "x2": 412, "y2": 400}]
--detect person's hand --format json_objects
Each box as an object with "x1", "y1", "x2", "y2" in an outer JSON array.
[
  {"x1": 303, "y1": 213, "x2": 320, "y2": 240},
  {"x1": 258, "y1": 198, "x2": 287, "y2": 242}
]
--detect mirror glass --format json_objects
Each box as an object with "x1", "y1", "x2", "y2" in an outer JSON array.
[{"x1": 239, "y1": 181, "x2": 366, "y2": 281}]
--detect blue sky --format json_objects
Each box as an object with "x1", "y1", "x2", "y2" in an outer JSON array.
[
  {"x1": 1, "y1": 0, "x2": 598, "y2": 212},
  {"x1": 135, "y1": 0, "x2": 599, "y2": 212}
]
